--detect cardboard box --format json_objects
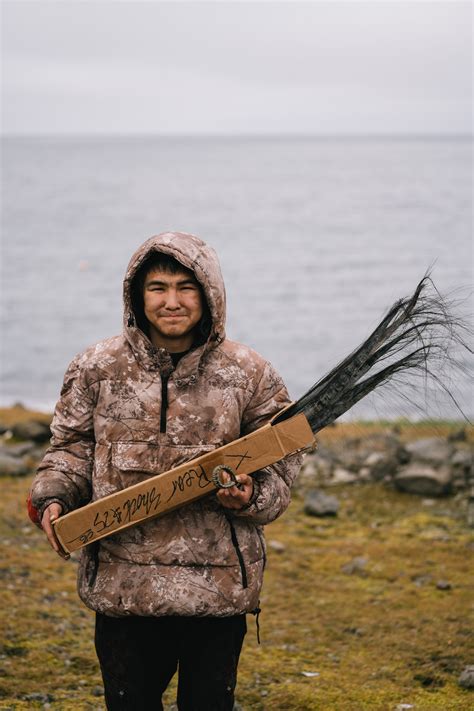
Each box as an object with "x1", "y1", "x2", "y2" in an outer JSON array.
[{"x1": 53, "y1": 413, "x2": 314, "y2": 553}]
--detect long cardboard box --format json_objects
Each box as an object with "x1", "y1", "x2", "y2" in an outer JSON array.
[{"x1": 53, "y1": 413, "x2": 314, "y2": 553}]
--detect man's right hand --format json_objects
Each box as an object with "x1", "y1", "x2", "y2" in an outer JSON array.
[{"x1": 41, "y1": 503, "x2": 69, "y2": 559}]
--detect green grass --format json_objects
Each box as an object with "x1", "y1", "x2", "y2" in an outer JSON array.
[
  {"x1": 0, "y1": 414, "x2": 473, "y2": 709},
  {"x1": 1, "y1": 476, "x2": 473, "y2": 710}
]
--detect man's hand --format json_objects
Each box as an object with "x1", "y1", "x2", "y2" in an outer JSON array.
[
  {"x1": 41, "y1": 503, "x2": 69, "y2": 559},
  {"x1": 216, "y1": 473, "x2": 254, "y2": 510}
]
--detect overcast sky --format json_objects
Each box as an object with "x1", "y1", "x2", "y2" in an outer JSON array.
[{"x1": 2, "y1": 0, "x2": 472, "y2": 135}]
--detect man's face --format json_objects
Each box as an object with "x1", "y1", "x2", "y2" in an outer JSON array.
[{"x1": 142, "y1": 268, "x2": 204, "y2": 351}]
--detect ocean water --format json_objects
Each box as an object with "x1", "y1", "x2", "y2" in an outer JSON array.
[{"x1": 1, "y1": 135, "x2": 472, "y2": 419}]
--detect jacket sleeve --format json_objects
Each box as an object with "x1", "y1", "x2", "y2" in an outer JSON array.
[
  {"x1": 28, "y1": 355, "x2": 97, "y2": 521},
  {"x1": 232, "y1": 360, "x2": 303, "y2": 525}
]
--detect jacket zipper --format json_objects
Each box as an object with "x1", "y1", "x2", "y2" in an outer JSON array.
[
  {"x1": 160, "y1": 373, "x2": 169, "y2": 433},
  {"x1": 226, "y1": 516, "x2": 248, "y2": 589}
]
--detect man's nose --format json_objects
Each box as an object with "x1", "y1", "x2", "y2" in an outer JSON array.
[{"x1": 164, "y1": 289, "x2": 180, "y2": 309}]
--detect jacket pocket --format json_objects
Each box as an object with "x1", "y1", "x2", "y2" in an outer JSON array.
[{"x1": 111, "y1": 441, "x2": 217, "y2": 487}]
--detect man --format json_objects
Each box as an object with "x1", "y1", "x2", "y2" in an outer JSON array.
[{"x1": 29, "y1": 231, "x2": 302, "y2": 711}]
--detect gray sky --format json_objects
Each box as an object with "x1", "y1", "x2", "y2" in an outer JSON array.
[{"x1": 2, "y1": 0, "x2": 472, "y2": 135}]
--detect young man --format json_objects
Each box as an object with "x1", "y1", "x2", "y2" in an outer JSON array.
[{"x1": 29, "y1": 232, "x2": 302, "y2": 711}]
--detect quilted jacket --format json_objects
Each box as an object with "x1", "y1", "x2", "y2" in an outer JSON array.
[{"x1": 30, "y1": 232, "x2": 302, "y2": 617}]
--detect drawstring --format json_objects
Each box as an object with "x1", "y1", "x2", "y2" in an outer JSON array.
[{"x1": 252, "y1": 605, "x2": 261, "y2": 645}]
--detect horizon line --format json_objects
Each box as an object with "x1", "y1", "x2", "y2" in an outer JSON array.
[{"x1": 2, "y1": 131, "x2": 473, "y2": 141}]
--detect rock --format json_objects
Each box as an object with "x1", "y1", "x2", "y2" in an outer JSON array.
[
  {"x1": 304, "y1": 490, "x2": 339, "y2": 517},
  {"x1": 294, "y1": 452, "x2": 335, "y2": 492},
  {"x1": 394, "y1": 464, "x2": 452, "y2": 496},
  {"x1": 448, "y1": 427, "x2": 467, "y2": 442},
  {"x1": 451, "y1": 449, "x2": 472, "y2": 467},
  {"x1": 330, "y1": 467, "x2": 358, "y2": 485},
  {"x1": 343, "y1": 626, "x2": 365, "y2": 636},
  {"x1": 268, "y1": 539, "x2": 286, "y2": 553},
  {"x1": 0, "y1": 442, "x2": 37, "y2": 457},
  {"x1": 0, "y1": 453, "x2": 29, "y2": 477},
  {"x1": 313, "y1": 456, "x2": 333, "y2": 480},
  {"x1": 357, "y1": 467, "x2": 372, "y2": 482},
  {"x1": 362, "y1": 451, "x2": 400, "y2": 481},
  {"x1": 0, "y1": 422, "x2": 8, "y2": 435},
  {"x1": 313, "y1": 445, "x2": 338, "y2": 468},
  {"x1": 341, "y1": 556, "x2": 368, "y2": 576},
  {"x1": 405, "y1": 437, "x2": 452, "y2": 467},
  {"x1": 411, "y1": 574, "x2": 433, "y2": 587},
  {"x1": 301, "y1": 458, "x2": 318, "y2": 477},
  {"x1": 363, "y1": 451, "x2": 385, "y2": 467},
  {"x1": 309, "y1": 449, "x2": 335, "y2": 471},
  {"x1": 11, "y1": 420, "x2": 51, "y2": 443},
  {"x1": 458, "y1": 665, "x2": 474, "y2": 689},
  {"x1": 413, "y1": 672, "x2": 445, "y2": 688},
  {"x1": 450, "y1": 449, "x2": 473, "y2": 490},
  {"x1": 436, "y1": 580, "x2": 452, "y2": 590},
  {"x1": 337, "y1": 433, "x2": 408, "y2": 470},
  {"x1": 295, "y1": 459, "x2": 318, "y2": 490}
]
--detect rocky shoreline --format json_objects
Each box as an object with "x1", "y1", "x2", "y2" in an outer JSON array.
[
  {"x1": 298, "y1": 427, "x2": 473, "y2": 499},
  {"x1": 0, "y1": 416, "x2": 51, "y2": 478},
  {"x1": 1, "y1": 409, "x2": 472, "y2": 502}
]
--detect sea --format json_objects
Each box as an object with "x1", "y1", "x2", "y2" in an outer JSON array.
[{"x1": 1, "y1": 135, "x2": 472, "y2": 420}]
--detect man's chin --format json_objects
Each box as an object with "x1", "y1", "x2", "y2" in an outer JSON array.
[
  {"x1": 155, "y1": 320, "x2": 188, "y2": 334},
  {"x1": 155, "y1": 326, "x2": 194, "y2": 342},
  {"x1": 148, "y1": 319, "x2": 199, "y2": 347},
  {"x1": 159, "y1": 326, "x2": 187, "y2": 337}
]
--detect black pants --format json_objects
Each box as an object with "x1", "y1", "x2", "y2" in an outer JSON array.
[{"x1": 95, "y1": 612, "x2": 247, "y2": 711}]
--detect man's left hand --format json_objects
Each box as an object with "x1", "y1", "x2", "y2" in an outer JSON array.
[{"x1": 216, "y1": 473, "x2": 254, "y2": 510}]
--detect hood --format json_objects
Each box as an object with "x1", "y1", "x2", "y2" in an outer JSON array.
[{"x1": 123, "y1": 231, "x2": 226, "y2": 370}]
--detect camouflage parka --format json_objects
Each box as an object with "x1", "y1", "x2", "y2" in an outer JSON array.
[{"x1": 30, "y1": 232, "x2": 302, "y2": 617}]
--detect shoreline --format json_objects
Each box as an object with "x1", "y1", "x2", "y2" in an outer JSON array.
[{"x1": 1, "y1": 404, "x2": 471, "y2": 444}]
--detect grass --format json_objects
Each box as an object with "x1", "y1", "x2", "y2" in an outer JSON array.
[
  {"x1": 0, "y1": 407, "x2": 53, "y2": 427},
  {"x1": 0, "y1": 416, "x2": 473, "y2": 710}
]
